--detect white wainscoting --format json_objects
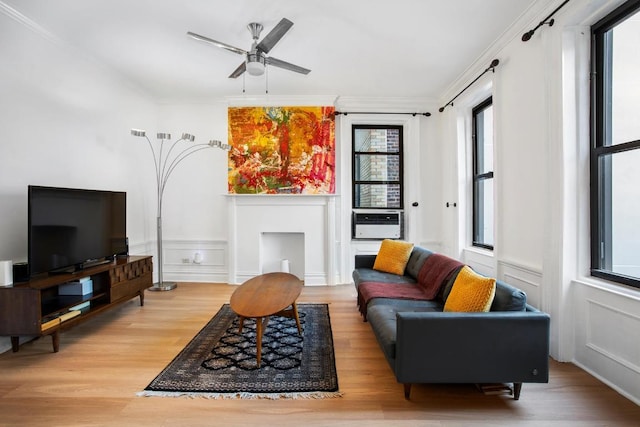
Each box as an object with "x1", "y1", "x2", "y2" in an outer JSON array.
[
  {"x1": 497, "y1": 259, "x2": 543, "y2": 309},
  {"x1": 462, "y1": 250, "x2": 544, "y2": 309},
  {"x1": 572, "y1": 280, "x2": 640, "y2": 404},
  {"x1": 131, "y1": 239, "x2": 229, "y2": 283},
  {"x1": 463, "y1": 248, "x2": 496, "y2": 278},
  {"x1": 163, "y1": 240, "x2": 228, "y2": 283}
]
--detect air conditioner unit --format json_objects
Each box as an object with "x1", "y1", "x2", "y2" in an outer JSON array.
[{"x1": 353, "y1": 211, "x2": 402, "y2": 239}]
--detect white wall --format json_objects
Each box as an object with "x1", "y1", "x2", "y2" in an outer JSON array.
[
  {"x1": 0, "y1": 8, "x2": 157, "y2": 352},
  {"x1": 150, "y1": 103, "x2": 231, "y2": 283},
  {"x1": 335, "y1": 99, "x2": 441, "y2": 276},
  {"x1": 437, "y1": 0, "x2": 640, "y2": 405}
]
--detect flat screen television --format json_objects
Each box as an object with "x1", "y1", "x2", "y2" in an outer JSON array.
[{"x1": 28, "y1": 185, "x2": 127, "y2": 277}]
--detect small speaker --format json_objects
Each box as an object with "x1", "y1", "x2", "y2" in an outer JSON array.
[
  {"x1": 117, "y1": 237, "x2": 129, "y2": 258},
  {"x1": 0, "y1": 260, "x2": 13, "y2": 286},
  {"x1": 13, "y1": 262, "x2": 29, "y2": 283}
]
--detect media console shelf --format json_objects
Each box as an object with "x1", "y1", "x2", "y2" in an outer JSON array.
[{"x1": 0, "y1": 256, "x2": 152, "y2": 353}]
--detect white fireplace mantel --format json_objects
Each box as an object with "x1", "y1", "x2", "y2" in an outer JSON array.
[{"x1": 227, "y1": 194, "x2": 338, "y2": 285}]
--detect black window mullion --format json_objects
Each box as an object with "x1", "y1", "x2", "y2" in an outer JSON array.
[
  {"x1": 591, "y1": 0, "x2": 640, "y2": 289},
  {"x1": 352, "y1": 125, "x2": 404, "y2": 209},
  {"x1": 472, "y1": 97, "x2": 494, "y2": 250}
]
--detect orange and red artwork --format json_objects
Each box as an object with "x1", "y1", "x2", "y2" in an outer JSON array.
[{"x1": 227, "y1": 106, "x2": 335, "y2": 194}]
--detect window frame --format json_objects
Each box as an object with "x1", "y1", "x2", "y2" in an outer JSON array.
[
  {"x1": 351, "y1": 124, "x2": 404, "y2": 210},
  {"x1": 590, "y1": 0, "x2": 640, "y2": 289},
  {"x1": 472, "y1": 96, "x2": 494, "y2": 250}
]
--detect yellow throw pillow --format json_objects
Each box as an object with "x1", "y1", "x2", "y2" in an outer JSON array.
[
  {"x1": 443, "y1": 266, "x2": 496, "y2": 312},
  {"x1": 373, "y1": 239, "x2": 414, "y2": 276}
]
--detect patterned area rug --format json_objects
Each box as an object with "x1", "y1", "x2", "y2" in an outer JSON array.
[{"x1": 138, "y1": 303, "x2": 340, "y2": 399}]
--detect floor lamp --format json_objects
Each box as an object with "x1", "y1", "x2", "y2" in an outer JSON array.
[{"x1": 131, "y1": 129, "x2": 230, "y2": 291}]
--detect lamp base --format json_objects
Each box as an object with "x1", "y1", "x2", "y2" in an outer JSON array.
[{"x1": 148, "y1": 281, "x2": 177, "y2": 292}]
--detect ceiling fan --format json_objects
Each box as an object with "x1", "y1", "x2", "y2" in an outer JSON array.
[{"x1": 187, "y1": 18, "x2": 311, "y2": 78}]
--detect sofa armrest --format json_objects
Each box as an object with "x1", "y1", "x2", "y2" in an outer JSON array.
[
  {"x1": 394, "y1": 311, "x2": 550, "y2": 384},
  {"x1": 355, "y1": 254, "x2": 377, "y2": 269}
]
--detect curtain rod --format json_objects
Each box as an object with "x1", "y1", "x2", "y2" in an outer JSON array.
[
  {"x1": 334, "y1": 111, "x2": 431, "y2": 117},
  {"x1": 522, "y1": 0, "x2": 571, "y2": 42},
  {"x1": 438, "y1": 59, "x2": 499, "y2": 113}
]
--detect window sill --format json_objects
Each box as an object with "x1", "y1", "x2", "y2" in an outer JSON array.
[
  {"x1": 572, "y1": 275, "x2": 640, "y2": 302},
  {"x1": 464, "y1": 246, "x2": 494, "y2": 257}
]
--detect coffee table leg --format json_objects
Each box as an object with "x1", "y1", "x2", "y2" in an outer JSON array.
[
  {"x1": 238, "y1": 316, "x2": 245, "y2": 333},
  {"x1": 292, "y1": 302, "x2": 302, "y2": 335},
  {"x1": 256, "y1": 317, "x2": 263, "y2": 367}
]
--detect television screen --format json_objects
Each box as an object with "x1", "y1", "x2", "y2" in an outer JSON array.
[{"x1": 28, "y1": 186, "x2": 127, "y2": 277}]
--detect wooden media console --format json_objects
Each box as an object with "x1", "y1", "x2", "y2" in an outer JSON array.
[{"x1": 0, "y1": 256, "x2": 152, "y2": 353}]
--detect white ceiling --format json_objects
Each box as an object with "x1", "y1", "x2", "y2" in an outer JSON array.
[{"x1": 3, "y1": 0, "x2": 540, "y2": 104}]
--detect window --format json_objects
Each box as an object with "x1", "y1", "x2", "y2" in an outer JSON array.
[
  {"x1": 352, "y1": 125, "x2": 403, "y2": 209},
  {"x1": 472, "y1": 97, "x2": 494, "y2": 249},
  {"x1": 591, "y1": 0, "x2": 640, "y2": 289}
]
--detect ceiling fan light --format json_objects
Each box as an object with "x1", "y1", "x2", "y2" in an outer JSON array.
[
  {"x1": 246, "y1": 52, "x2": 265, "y2": 76},
  {"x1": 246, "y1": 61, "x2": 265, "y2": 76}
]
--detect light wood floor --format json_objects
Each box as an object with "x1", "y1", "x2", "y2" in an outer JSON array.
[{"x1": 1, "y1": 282, "x2": 638, "y2": 426}]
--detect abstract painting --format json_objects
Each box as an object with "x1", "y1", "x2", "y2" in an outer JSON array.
[{"x1": 228, "y1": 106, "x2": 335, "y2": 194}]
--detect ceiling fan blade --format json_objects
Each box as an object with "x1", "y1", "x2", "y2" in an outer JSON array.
[
  {"x1": 187, "y1": 31, "x2": 247, "y2": 55},
  {"x1": 266, "y1": 56, "x2": 311, "y2": 75},
  {"x1": 228, "y1": 62, "x2": 246, "y2": 78},
  {"x1": 256, "y1": 18, "x2": 293, "y2": 54}
]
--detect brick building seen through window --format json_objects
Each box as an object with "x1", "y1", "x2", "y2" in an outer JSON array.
[{"x1": 352, "y1": 125, "x2": 403, "y2": 209}]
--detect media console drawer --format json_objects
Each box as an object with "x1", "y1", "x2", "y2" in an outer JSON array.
[
  {"x1": 110, "y1": 257, "x2": 153, "y2": 284},
  {"x1": 110, "y1": 274, "x2": 152, "y2": 301},
  {"x1": 109, "y1": 257, "x2": 152, "y2": 302}
]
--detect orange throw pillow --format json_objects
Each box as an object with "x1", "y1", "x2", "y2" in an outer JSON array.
[
  {"x1": 373, "y1": 239, "x2": 414, "y2": 276},
  {"x1": 443, "y1": 266, "x2": 496, "y2": 312}
]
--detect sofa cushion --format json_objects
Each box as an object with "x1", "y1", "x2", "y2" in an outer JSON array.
[
  {"x1": 443, "y1": 266, "x2": 496, "y2": 312},
  {"x1": 353, "y1": 268, "x2": 416, "y2": 289},
  {"x1": 437, "y1": 266, "x2": 464, "y2": 303},
  {"x1": 404, "y1": 246, "x2": 433, "y2": 279},
  {"x1": 368, "y1": 297, "x2": 444, "y2": 312},
  {"x1": 367, "y1": 303, "x2": 442, "y2": 362},
  {"x1": 373, "y1": 239, "x2": 414, "y2": 275},
  {"x1": 490, "y1": 280, "x2": 527, "y2": 311}
]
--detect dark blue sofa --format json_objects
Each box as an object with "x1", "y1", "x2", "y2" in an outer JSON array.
[{"x1": 353, "y1": 246, "x2": 550, "y2": 400}]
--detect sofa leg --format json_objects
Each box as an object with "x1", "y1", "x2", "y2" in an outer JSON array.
[
  {"x1": 403, "y1": 383, "x2": 412, "y2": 400},
  {"x1": 513, "y1": 382, "x2": 522, "y2": 400}
]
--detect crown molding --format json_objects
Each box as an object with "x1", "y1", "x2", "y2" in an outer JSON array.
[
  {"x1": 334, "y1": 96, "x2": 437, "y2": 114},
  {"x1": 225, "y1": 94, "x2": 339, "y2": 107}
]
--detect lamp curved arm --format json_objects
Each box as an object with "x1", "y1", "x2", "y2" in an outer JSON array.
[
  {"x1": 160, "y1": 137, "x2": 187, "y2": 183},
  {"x1": 160, "y1": 134, "x2": 195, "y2": 183},
  {"x1": 142, "y1": 135, "x2": 162, "y2": 205}
]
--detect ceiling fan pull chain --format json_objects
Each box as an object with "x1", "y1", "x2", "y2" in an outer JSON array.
[
  {"x1": 242, "y1": 73, "x2": 246, "y2": 93},
  {"x1": 265, "y1": 65, "x2": 269, "y2": 94}
]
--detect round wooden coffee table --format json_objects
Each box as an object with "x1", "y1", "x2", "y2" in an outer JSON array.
[{"x1": 230, "y1": 272, "x2": 303, "y2": 367}]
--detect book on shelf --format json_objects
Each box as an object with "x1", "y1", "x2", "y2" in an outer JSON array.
[
  {"x1": 69, "y1": 301, "x2": 90, "y2": 312},
  {"x1": 58, "y1": 310, "x2": 81, "y2": 322},
  {"x1": 41, "y1": 317, "x2": 61, "y2": 332},
  {"x1": 40, "y1": 310, "x2": 82, "y2": 332},
  {"x1": 58, "y1": 278, "x2": 93, "y2": 296},
  {"x1": 476, "y1": 383, "x2": 513, "y2": 396}
]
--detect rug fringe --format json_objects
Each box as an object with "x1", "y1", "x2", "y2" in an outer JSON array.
[{"x1": 137, "y1": 390, "x2": 343, "y2": 400}]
